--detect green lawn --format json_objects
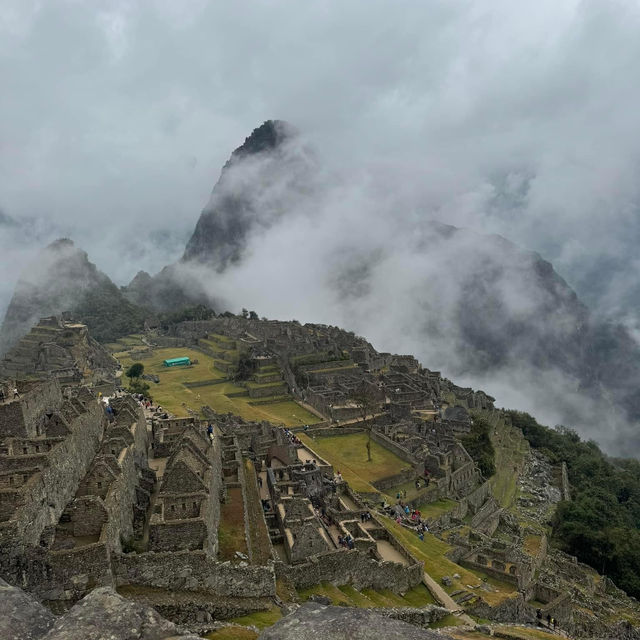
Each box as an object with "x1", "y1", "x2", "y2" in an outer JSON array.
[
  {"x1": 114, "y1": 344, "x2": 319, "y2": 426},
  {"x1": 298, "y1": 432, "x2": 410, "y2": 492},
  {"x1": 416, "y1": 498, "x2": 459, "y2": 520}
]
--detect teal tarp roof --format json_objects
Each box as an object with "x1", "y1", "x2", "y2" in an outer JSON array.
[{"x1": 163, "y1": 357, "x2": 191, "y2": 365}]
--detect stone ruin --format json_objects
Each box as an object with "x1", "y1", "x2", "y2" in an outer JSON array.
[{"x1": 0, "y1": 316, "x2": 117, "y2": 384}]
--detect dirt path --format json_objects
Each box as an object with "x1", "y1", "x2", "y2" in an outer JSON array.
[
  {"x1": 258, "y1": 470, "x2": 269, "y2": 500},
  {"x1": 375, "y1": 540, "x2": 409, "y2": 566}
]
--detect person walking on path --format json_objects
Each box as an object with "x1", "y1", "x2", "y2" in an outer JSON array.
[{"x1": 13, "y1": 387, "x2": 19, "y2": 399}]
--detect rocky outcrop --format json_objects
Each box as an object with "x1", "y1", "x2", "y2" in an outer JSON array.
[
  {"x1": 258, "y1": 603, "x2": 453, "y2": 640},
  {"x1": 0, "y1": 578, "x2": 55, "y2": 640},
  {"x1": 0, "y1": 582, "x2": 206, "y2": 640},
  {"x1": 42, "y1": 587, "x2": 205, "y2": 640}
]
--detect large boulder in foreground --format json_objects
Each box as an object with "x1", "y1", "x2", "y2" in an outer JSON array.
[
  {"x1": 0, "y1": 578, "x2": 55, "y2": 640},
  {"x1": 258, "y1": 603, "x2": 453, "y2": 640},
  {"x1": 42, "y1": 587, "x2": 204, "y2": 640}
]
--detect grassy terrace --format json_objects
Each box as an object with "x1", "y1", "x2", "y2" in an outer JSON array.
[
  {"x1": 449, "y1": 627, "x2": 568, "y2": 640},
  {"x1": 380, "y1": 516, "x2": 518, "y2": 607},
  {"x1": 298, "y1": 432, "x2": 410, "y2": 492},
  {"x1": 297, "y1": 581, "x2": 436, "y2": 608},
  {"x1": 114, "y1": 344, "x2": 319, "y2": 426},
  {"x1": 218, "y1": 487, "x2": 248, "y2": 561}
]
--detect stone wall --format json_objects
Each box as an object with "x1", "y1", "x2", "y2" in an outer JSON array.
[
  {"x1": 2, "y1": 397, "x2": 105, "y2": 546},
  {"x1": 0, "y1": 379, "x2": 63, "y2": 438},
  {"x1": 114, "y1": 550, "x2": 275, "y2": 598},
  {"x1": 102, "y1": 446, "x2": 140, "y2": 550},
  {"x1": 373, "y1": 468, "x2": 416, "y2": 491},
  {"x1": 561, "y1": 462, "x2": 571, "y2": 501},
  {"x1": 370, "y1": 430, "x2": 418, "y2": 467},
  {"x1": 276, "y1": 548, "x2": 423, "y2": 593}
]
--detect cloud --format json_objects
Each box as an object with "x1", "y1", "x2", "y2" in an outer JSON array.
[{"x1": 1, "y1": 0, "x2": 640, "y2": 449}]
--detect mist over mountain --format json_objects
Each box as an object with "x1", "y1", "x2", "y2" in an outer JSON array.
[
  {"x1": 166, "y1": 121, "x2": 640, "y2": 455},
  {"x1": 183, "y1": 120, "x2": 313, "y2": 270},
  {"x1": 0, "y1": 239, "x2": 145, "y2": 352}
]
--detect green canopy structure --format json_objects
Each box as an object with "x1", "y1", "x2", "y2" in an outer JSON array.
[{"x1": 163, "y1": 357, "x2": 191, "y2": 367}]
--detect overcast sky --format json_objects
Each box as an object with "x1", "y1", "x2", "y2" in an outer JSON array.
[{"x1": 1, "y1": 0, "x2": 640, "y2": 327}]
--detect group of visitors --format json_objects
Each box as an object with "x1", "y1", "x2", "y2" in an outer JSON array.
[
  {"x1": 337, "y1": 533, "x2": 355, "y2": 550},
  {"x1": 359, "y1": 511, "x2": 373, "y2": 523},
  {"x1": 283, "y1": 428, "x2": 302, "y2": 446},
  {"x1": 536, "y1": 609, "x2": 558, "y2": 630},
  {"x1": 0, "y1": 387, "x2": 19, "y2": 402}
]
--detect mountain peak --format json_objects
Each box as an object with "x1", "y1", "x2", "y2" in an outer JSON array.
[
  {"x1": 182, "y1": 119, "x2": 307, "y2": 268},
  {"x1": 230, "y1": 120, "x2": 297, "y2": 163}
]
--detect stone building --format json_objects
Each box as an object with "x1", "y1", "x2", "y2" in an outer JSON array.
[{"x1": 149, "y1": 425, "x2": 222, "y2": 555}]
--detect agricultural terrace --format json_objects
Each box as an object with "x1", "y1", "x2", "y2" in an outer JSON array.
[
  {"x1": 381, "y1": 516, "x2": 519, "y2": 607},
  {"x1": 298, "y1": 432, "x2": 411, "y2": 492},
  {"x1": 113, "y1": 344, "x2": 320, "y2": 427}
]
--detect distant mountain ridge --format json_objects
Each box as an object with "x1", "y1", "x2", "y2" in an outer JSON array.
[{"x1": 0, "y1": 239, "x2": 145, "y2": 353}]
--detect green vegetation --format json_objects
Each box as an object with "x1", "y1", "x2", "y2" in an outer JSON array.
[
  {"x1": 415, "y1": 498, "x2": 459, "y2": 520},
  {"x1": 205, "y1": 627, "x2": 258, "y2": 640},
  {"x1": 460, "y1": 414, "x2": 496, "y2": 478},
  {"x1": 73, "y1": 281, "x2": 146, "y2": 343},
  {"x1": 114, "y1": 345, "x2": 319, "y2": 425},
  {"x1": 297, "y1": 581, "x2": 435, "y2": 609},
  {"x1": 158, "y1": 304, "x2": 215, "y2": 330},
  {"x1": 298, "y1": 432, "x2": 410, "y2": 492},
  {"x1": 380, "y1": 516, "x2": 518, "y2": 606},
  {"x1": 510, "y1": 410, "x2": 640, "y2": 599},
  {"x1": 127, "y1": 377, "x2": 151, "y2": 398},
  {"x1": 229, "y1": 608, "x2": 282, "y2": 628},
  {"x1": 126, "y1": 362, "x2": 144, "y2": 378}
]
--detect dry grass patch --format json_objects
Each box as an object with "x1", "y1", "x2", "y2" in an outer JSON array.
[{"x1": 218, "y1": 487, "x2": 248, "y2": 561}]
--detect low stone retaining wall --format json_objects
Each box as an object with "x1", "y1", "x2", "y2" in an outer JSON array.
[
  {"x1": 275, "y1": 548, "x2": 422, "y2": 593},
  {"x1": 114, "y1": 550, "x2": 276, "y2": 598}
]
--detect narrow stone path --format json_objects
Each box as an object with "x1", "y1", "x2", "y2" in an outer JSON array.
[{"x1": 421, "y1": 572, "x2": 474, "y2": 625}]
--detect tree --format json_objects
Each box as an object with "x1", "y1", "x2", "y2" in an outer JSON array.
[
  {"x1": 128, "y1": 377, "x2": 151, "y2": 400},
  {"x1": 348, "y1": 383, "x2": 382, "y2": 462},
  {"x1": 126, "y1": 362, "x2": 144, "y2": 379},
  {"x1": 249, "y1": 310, "x2": 258, "y2": 320}
]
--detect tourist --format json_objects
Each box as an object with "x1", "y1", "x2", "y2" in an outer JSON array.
[
  {"x1": 13, "y1": 387, "x2": 19, "y2": 399},
  {"x1": 418, "y1": 531, "x2": 424, "y2": 541},
  {"x1": 546, "y1": 614, "x2": 551, "y2": 628},
  {"x1": 0, "y1": 388, "x2": 4, "y2": 402},
  {"x1": 536, "y1": 609, "x2": 542, "y2": 626},
  {"x1": 553, "y1": 618, "x2": 557, "y2": 630},
  {"x1": 207, "y1": 423, "x2": 214, "y2": 444}
]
